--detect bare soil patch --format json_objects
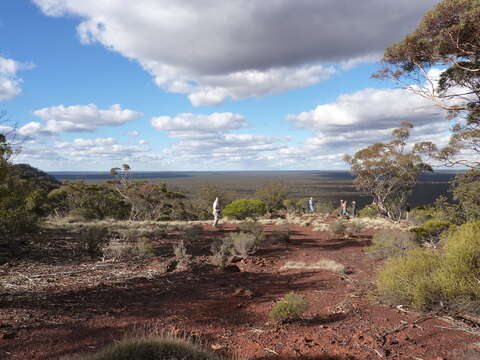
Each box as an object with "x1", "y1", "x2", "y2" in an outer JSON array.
[{"x1": 1, "y1": 220, "x2": 479, "y2": 359}]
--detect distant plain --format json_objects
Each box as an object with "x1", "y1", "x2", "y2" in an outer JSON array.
[{"x1": 48, "y1": 170, "x2": 458, "y2": 209}]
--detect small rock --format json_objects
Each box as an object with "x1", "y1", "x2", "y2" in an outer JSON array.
[{"x1": 211, "y1": 344, "x2": 223, "y2": 351}]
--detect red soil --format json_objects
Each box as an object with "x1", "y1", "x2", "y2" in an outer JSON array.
[{"x1": 1, "y1": 223, "x2": 479, "y2": 359}]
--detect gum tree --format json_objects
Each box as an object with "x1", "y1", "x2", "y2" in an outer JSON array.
[
  {"x1": 344, "y1": 123, "x2": 432, "y2": 221},
  {"x1": 375, "y1": 0, "x2": 480, "y2": 169}
]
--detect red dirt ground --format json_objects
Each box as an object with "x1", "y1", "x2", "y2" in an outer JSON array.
[{"x1": 1, "y1": 223, "x2": 479, "y2": 360}]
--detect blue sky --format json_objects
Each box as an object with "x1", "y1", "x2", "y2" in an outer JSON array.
[{"x1": 0, "y1": 0, "x2": 448, "y2": 171}]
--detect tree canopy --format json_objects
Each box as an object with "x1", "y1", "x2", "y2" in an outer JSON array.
[{"x1": 376, "y1": 0, "x2": 480, "y2": 169}]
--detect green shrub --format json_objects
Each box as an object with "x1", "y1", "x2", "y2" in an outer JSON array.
[
  {"x1": 269, "y1": 292, "x2": 309, "y2": 323},
  {"x1": 366, "y1": 230, "x2": 418, "y2": 260},
  {"x1": 66, "y1": 334, "x2": 220, "y2": 360},
  {"x1": 359, "y1": 205, "x2": 379, "y2": 218},
  {"x1": 328, "y1": 219, "x2": 348, "y2": 235},
  {"x1": 434, "y1": 221, "x2": 480, "y2": 303},
  {"x1": 254, "y1": 181, "x2": 288, "y2": 213},
  {"x1": 410, "y1": 219, "x2": 452, "y2": 245},
  {"x1": 377, "y1": 248, "x2": 441, "y2": 309},
  {"x1": 222, "y1": 199, "x2": 266, "y2": 220},
  {"x1": 408, "y1": 207, "x2": 435, "y2": 226},
  {"x1": 230, "y1": 232, "x2": 261, "y2": 257}
]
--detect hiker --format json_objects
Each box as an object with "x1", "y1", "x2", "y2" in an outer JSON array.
[
  {"x1": 308, "y1": 197, "x2": 315, "y2": 214},
  {"x1": 339, "y1": 199, "x2": 344, "y2": 216},
  {"x1": 341, "y1": 200, "x2": 348, "y2": 216},
  {"x1": 212, "y1": 197, "x2": 221, "y2": 227},
  {"x1": 351, "y1": 201, "x2": 357, "y2": 218}
]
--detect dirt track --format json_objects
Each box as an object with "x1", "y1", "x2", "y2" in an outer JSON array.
[{"x1": 1, "y1": 223, "x2": 479, "y2": 359}]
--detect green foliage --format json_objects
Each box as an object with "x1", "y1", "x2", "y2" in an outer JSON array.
[
  {"x1": 377, "y1": 248, "x2": 441, "y2": 309},
  {"x1": 452, "y1": 170, "x2": 480, "y2": 222},
  {"x1": 254, "y1": 181, "x2": 288, "y2": 213},
  {"x1": 222, "y1": 199, "x2": 266, "y2": 220},
  {"x1": 66, "y1": 334, "x2": 221, "y2": 360},
  {"x1": 366, "y1": 230, "x2": 418, "y2": 260},
  {"x1": 328, "y1": 219, "x2": 348, "y2": 235},
  {"x1": 345, "y1": 221, "x2": 364, "y2": 236},
  {"x1": 434, "y1": 195, "x2": 465, "y2": 225},
  {"x1": 378, "y1": 0, "x2": 480, "y2": 169},
  {"x1": 410, "y1": 219, "x2": 452, "y2": 244},
  {"x1": 345, "y1": 123, "x2": 432, "y2": 221},
  {"x1": 358, "y1": 204, "x2": 379, "y2": 218},
  {"x1": 282, "y1": 199, "x2": 296, "y2": 214},
  {"x1": 434, "y1": 221, "x2": 480, "y2": 302},
  {"x1": 269, "y1": 292, "x2": 309, "y2": 323}
]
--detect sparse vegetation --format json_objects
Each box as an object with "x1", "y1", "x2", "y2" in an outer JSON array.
[
  {"x1": 329, "y1": 219, "x2": 348, "y2": 235},
  {"x1": 79, "y1": 224, "x2": 110, "y2": 257},
  {"x1": 269, "y1": 292, "x2": 309, "y2": 323},
  {"x1": 254, "y1": 180, "x2": 289, "y2": 213},
  {"x1": 230, "y1": 232, "x2": 261, "y2": 257},
  {"x1": 366, "y1": 230, "x2": 418, "y2": 260}
]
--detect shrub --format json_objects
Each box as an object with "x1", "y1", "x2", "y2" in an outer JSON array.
[
  {"x1": 190, "y1": 184, "x2": 232, "y2": 220},
  {"x1": 452, "y1": 170, "x2": 480, "y2": 222},
  {"x1": 410, "y1": 219, "x2": 452, "y2": 246},
  {"x1": 345, "y1": 221, "x2": 364, "y2": 236},
  {"x1": 210, "y1": 237, "x2": 234, "y2": 268},
  {"x1": 359, "y1": 205, "x2": 379, "y2": 218},
  {"x1": 173, "y1": 240, "x2": 191, "y2": 265},
  {"x1": 408, "y1": 207, "x2": 435, "y2": 226},
  {"x1": 377, "y1": 248, "x2": 441, "y2": 309},
  {"x1": 102, "y1": 237, "x2": 155, "y2": 261},
  {"x1": 282, "y1": 199, "x2": 296, "y2": 214},
  {"x1": 66, "y1": 334, "x2": 221, "y2": 360},
  {"x1": 79, "y1": 225, "x2": 110, "y2": 257},
  {"x1": 222, "y1": 199, "x2": 266, "y2": 220},
  {"x1": 269, "y1": 292, "x2": 309, "y2": 323},
  {"x1": 316, "y1": 200, "x2": 336, "y2": 214},
  {"x1": 328, "y1": 219, "x2": 348, "y2": 235},
  {"x1": 434, "y1": 221, "x2": 480, "y2": 304},
  {"x1": 366, "y1": 230, "x2": 418, "y2": 260},
  {"x1": 237, "y1": 221, "x2": 265, "y2": 243},
  {"x1": 230, "y1": 232, "x2": 261, "y2": 257},
  {"x1": 270, "y1": 230, "x2": 290, "y2": 247},
  {"x1": 254, "y1": 181, "x2": 289, "y2": 213}
]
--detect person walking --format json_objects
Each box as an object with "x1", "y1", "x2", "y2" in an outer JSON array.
[
  {"x1": 212, "y1": 197, "x2": 221, "y2": 227},
  {"x1": 351, "y1": 201, "x2": 357, "y2": 218},
  {"x1": 339, "y1": 199, "x2": 344, "y2": 216},
  {"x1": 341, "y1": 200, "x2": 348, "y2": 216},
  {"x1": 308, "y1": 197, "x2": 315, "y2": 214}
]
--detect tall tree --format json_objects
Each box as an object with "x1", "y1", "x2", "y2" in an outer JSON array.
[
  {"x1": 344, "y1": 123, "x2": 432, "y2": 220},
  {"x1": 375, "y1": 0, "x2": 480, "y2": 169}
]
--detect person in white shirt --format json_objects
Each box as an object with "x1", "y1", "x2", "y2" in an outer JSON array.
[{"x1": 212, "y1": 197, "x2": 221, "y2": 227}]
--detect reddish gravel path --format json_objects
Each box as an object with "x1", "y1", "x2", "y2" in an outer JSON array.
[{"x1": 1, "y1": 223, "x2": 479, "y2": 359}]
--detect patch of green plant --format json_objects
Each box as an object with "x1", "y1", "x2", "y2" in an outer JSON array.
[
  {"x1": 434, "y1": 221, "x2": 480, "y2": 303},
  {"x1": 408, "y1": 206, "x2": 436, "y2": 226},
  {"x1": 66, "y1": 334, "x2": 221, "y2": 360},
  {"x1": 222, "y1": 199, "x2": 266, "y2": 220},
  {"x1": 366, "y1": 230, "x2": 418, "y2": 260},
  {"x1": 410, "y1": 219, "x2": 452, "y2": 245},
  {"x1": 377, "y1": 248, "x2": 441, "y2": 310},
  {"x1": 358, "y1": 204, "x2": 379, "y2": 218},
  {"x1": 269, "y1": 292, "x2": 309, "y2": 323}
]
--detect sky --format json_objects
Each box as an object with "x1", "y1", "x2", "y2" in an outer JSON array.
[{"x1": 0, "y1": 0, "x2": 450, "y2": 171}]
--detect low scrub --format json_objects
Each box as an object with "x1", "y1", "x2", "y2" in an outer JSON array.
[
  {"x1": 377, "y1": 248, "x2": 441, "y2": 310},
  {"x1": 102, "y1": 237, "x2": 155, "y2": 261},
  {"x1": 376, "y1": 221, "x2": 480, "y2": 311},
  {"x1": 410, "y1": 219, "x2": 452, "y2": 246},
  {"x1": 173, "y1": 240, "x2": 191, "y2": 265},
  {"x1": 230, "y1": 232, "x2": 261, "y2": 257},
  {"x1": 366, "y1": 230, "x2": 418, "y2": 260},
  {"x1": 222, "y1": 199, "x2": 266, "y2": 220},
  {"x1": 237, "y1": 221, "x2": 265, "y2": 243},
  {"x1": 67, "y1": 334, "x2": 221, "y2": 360},
  {"x1": 269, "y1": 292, "x2": 309, "y2": 323},
  {"x1": 282, "y1": 259, "x2": 346, "y2": 274},
  {"x1": 358, "y1": 204, "x2": 379, "y2": 218},
  {"x1": 79, "y1": 225, "x2": 110, "y2": 257},
  {"x1": 328, "y1": 219, "x2": 348, "y2": 235},
  {"x1": 270, "y1": 230, "x2": 290, "y2": 247}
]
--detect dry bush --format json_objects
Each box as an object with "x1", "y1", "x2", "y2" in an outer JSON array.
[
  {"x1": 173, "y1": 240, "x2": 191, "y2": 265},
  {"x1": 237, "y1": 221, "x2": 265, "y2": 243},
  {"x1": 209, "y1": 237, "x2": 233, "y2": 268},
  {"x1": 230, "y1": 232, "x2": 261, "y2": 257},
  {"x1": 328, "y1": 219, "x2": 348, "y2": 235},
  {"x1": 281, "y1": 259, "x2": 346, "y2": 274},
  {"x1": 270, "y1": 230, "x2": 290, "y2": 247},
  {"x1": 102, "y1": 237, "x2": 155, "y2": 261},
  {"x1": 79, "y1": 225, "x2": 110, "y2": 257},
  {"x1": 366, "y1": 230, "x2": 418, "y2": 260},
  {"x1": 183, "y1": 225, "x2": 203, "y2": 243},
  {"x1": 345, "y1": 221, "x2": 364, "y2": 236},
  {"x1": 269, "y1": 292, "x2": 309, "y2": 323}
]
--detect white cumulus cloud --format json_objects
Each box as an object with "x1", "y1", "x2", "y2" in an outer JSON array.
[{"x1": 0, "y1": 56, "x2": 33, "y2": 101}]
